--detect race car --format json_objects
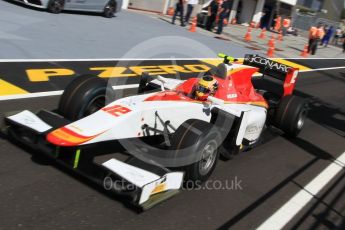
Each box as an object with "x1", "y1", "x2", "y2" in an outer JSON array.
[
  {"x1": 1, "y1": 54, "x2": 308, "y2": 210},
  {"x1": 9, "y1": 0, "x2": 122, "y2": 18}
]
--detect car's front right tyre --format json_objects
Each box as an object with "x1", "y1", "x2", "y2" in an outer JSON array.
[
  {"x1": 274, "y1": 95, "x2": 308, "y2": 137},
  {"x1": 170, "y1": 119, "x2": 221, "y2": 182}
]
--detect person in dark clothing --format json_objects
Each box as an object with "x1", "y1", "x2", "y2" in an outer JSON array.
[
  {"x1": 259, "y1": 11, "x2": 267, "y2": 29},
  {"x1": 343, "y1": 33, "x2": 345, "y2": 53},
  {"x1": 321, "y1": 26, "x2": 334, "y2": 47},
  {"x1": 206, "y1": 0, "x2": 219, "y2": 31},
  {"x1": 172, "y1": 0, "x2": 186, "y2": 26},
  {"x1": 216, "y1": 0, "x2": 231, "y2": 34}
]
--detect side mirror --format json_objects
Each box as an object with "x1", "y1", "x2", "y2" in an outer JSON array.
[
  {"x1": 208, "y1": 96, "x2": 225, "y2": 105},
  {"x1": 218, "y1": 53, "x2": 238, "y2": 64}
]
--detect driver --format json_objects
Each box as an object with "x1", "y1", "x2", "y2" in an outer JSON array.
[{"x1": 193, "y1": 76, "x2": 218, "y2": 100}]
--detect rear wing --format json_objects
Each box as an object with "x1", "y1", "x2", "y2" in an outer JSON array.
[{"x1": 243, "y1": 54, "x2": 299, "y2": 96}]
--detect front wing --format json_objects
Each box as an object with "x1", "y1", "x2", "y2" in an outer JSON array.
[{"x1": 2, "y1": 109, "x2": 184, "y2": 210}]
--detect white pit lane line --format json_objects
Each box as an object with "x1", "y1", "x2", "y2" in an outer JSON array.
[
  {"x1": 0, "y1": 66, "x2": 344, "y2": 101},
  {"x1": 0, "y1": 84, "x2": 139, "y2": 101},
  {"x1": 257, "y1": 151, "x2": 345, "y2": 230},
  {"x1": 299, "y1": 66, "x2": 345, "y2": 72}
]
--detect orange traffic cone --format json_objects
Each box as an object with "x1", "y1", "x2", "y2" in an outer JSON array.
[
  {"x1": 300, "y1": 44, "x2": 309, "y2": 57},
  {"x1": 267, "y1": 46, "x2": 274, "y2": 58},
  {"x1": 244, "y1": 27, "x2": 252, "y2": 41},
  {"x1": 167, "y1": 7, "x2": 174, "y2": 16},
  {"x1": 268, "y1": 34, "x2": 275, "y2": 48},
  {"x1": 278, "y1": 31, "x2": 283, "y2": 41},
  {"x1": 189, "y1": 17, "x2": 197, "y2": 32},
  {"x1": 258, "y1": 28, "x2": 266, "y2": 39}
]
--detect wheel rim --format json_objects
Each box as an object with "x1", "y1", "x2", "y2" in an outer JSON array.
[
  {"x1": 50, "y1": 0, "x2": 63, "y2": 13},
  {"x1": 297, "y1": 109, "x2": 307, "y2": 130},
  {"x1": 199, "y1": 140, "x2": 218, "y2": 176},
  {"x1": 83, "y1": 95, "x2": 105, "y2": 117}
]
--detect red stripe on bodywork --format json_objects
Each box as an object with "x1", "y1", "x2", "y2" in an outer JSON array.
[{"x1": 47, "y1": 127, "x2": 100, "y2": 147}]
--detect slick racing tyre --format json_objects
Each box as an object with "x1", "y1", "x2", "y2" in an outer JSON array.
[
  {"x1": 48, "y1": 0, "x2": 64, "y2": 14},
  {"x1": 103, "y1": 0, "x2": 116, "y2": 18},
  {"x1": 274, "y1": 95, "x2": 308, "y2": 138},
  {"x1": 58, "y1": 74, "x2": 114, "y2": 121},
  {"x1": 170, "y1": 119, "x2": 221, "y2": 182}
]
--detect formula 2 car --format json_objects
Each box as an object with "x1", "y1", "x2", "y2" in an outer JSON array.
[{"x1": 1, "y1": 54, "x2": 308, "y2": 210}]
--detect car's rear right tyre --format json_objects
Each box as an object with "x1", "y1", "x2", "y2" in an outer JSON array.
[{"x1": 48, "y1": 0, "x2": 64, "y2": 14}]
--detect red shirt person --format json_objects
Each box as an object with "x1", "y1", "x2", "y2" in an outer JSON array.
[{"x1": 308, "y1": 24, "x2": 325, "y2": 55}]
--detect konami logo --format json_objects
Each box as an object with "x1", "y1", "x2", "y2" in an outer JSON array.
[{"x1": 245, "y1": 55, "x2": 291, "y2": 73}]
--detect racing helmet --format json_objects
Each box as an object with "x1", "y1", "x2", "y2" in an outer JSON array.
[{"x1": 195, "y1": 76, "x2": 218, "y2": 100}]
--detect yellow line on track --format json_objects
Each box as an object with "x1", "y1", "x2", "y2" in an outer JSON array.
[
  {"x1": 0, "y1": 59, "x2": 311, "y2": 97},
  {"x1": 272, "y1": 59, "x2": 311, "y2": 71},
  {"x1": 0, "y1": 79, "x2": 28, "y2": 96}
]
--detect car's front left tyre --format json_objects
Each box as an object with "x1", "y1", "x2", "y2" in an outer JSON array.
[{"x1": 47, "y1": 0, "x2": 64, "y2": 14}]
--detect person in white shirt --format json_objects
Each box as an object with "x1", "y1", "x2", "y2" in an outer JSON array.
[
  {"x1": 185, "y1": 0, "x2": 198, "y2": 24},
  {"x1": 333, "y1": 27, "x2": 342, "y2": 45}
]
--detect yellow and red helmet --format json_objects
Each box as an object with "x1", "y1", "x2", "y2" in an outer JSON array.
[{"x1": 195, "y1": 76, "x2": 218, "y2": 100}]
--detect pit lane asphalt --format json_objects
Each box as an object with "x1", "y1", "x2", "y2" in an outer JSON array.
[
  {"x1": 0, "y1": 0, "x2": 257, "y2": 59},
  {"x1": 0, "y1": 59, "x2": 344, "y2": 230}
]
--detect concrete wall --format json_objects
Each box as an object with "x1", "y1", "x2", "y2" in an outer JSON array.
[
  {"x1": 122, "y1": 0, "x2": 129, "y2": 9},
  {"x1": 129, "y1": 0, "x2": 203, "y2": 18},
  {"x1": 318, "y1": 0, "x2": 344, "y2": 21},
  {"x1": 252, "y1": 0, "x2": 265, "y2": 23},
  {"x1": 291, "y1": 11, "x2": 341, "y2": 31},
  {"x1": 238, "y1": 0, "x2": 256, "y2": 24},
  {"x1": 128, "y1": 0, "x2": 168, "y2": 13},
  {"x1": 292, "y1": 0, "x2": 343, "y2": 32}
]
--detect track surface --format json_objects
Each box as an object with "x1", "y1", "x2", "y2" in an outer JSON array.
[
  {"x1": 0, "y1": 59, "x2": 344, "y2": 230},
  {"x1": 0, "y1": 0, "x2": 256, "y2": 59}
]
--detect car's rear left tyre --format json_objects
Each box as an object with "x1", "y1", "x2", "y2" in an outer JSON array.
[
  {"x1": 103, "y1": 0, "x2": 116, "y2": 18},
  {"x1": 48, "y1": 0, "x2": 64, "y2": 14},
  {"x1": 274, "y1": 95, "x2": 308, "y2": 137},
  {"x1": 58, "y1": 74, "x2": 114, "y2": 121},
  {"x1": 170, "y1": 119, "x2": 221, "y2": 182}
]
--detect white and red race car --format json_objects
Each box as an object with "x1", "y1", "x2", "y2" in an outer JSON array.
[{"x1": 1, "y1": 54, "x2": 308, "y2": 209}]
